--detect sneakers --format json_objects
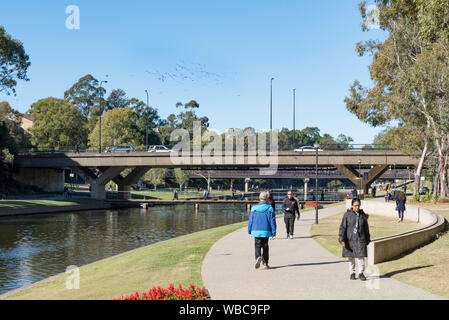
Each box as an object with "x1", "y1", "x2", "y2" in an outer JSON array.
[
  {"x1": 286, "y1": 234, "x2": 290, "y2": 239},
  {"x1": 359, "y1": 273, "x2": 367, "y2": 281},
  {"x1": 290, "y1": 234, "x2": 293, "y2": 239},
  {"x1": 350, "y1": 273, "x2": 356, "y2": 280},
  {"x1": 255, "y1": 256, "x2": 262, "y2": 269},
  {"x1": 263, "y1": 264, "x2": 270, "y2": 269}
]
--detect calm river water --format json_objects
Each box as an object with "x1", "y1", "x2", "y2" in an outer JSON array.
[{"x1": 0, "y1": 203, "x2": 256, "y2": 295}]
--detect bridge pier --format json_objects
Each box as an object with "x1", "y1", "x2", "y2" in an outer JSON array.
[
  {"x1": 113, "y1": 166, "x2": 151, "y2": 200},
  {"x1": 90, "y1": 166, "x2": 127, "y2": 199},
  {"x1": 335, "y1": 164, "x2": 388, "y2": 195},
  {"x1": 13, "y1": 168, "x2": 65, "y2": 193}
]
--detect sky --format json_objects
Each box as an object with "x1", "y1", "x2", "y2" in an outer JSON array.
[{"x1": 0, "y1": 0, "x2": 387, "y2": 144}]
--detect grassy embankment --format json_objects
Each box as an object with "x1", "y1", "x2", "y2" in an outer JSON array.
[{"x1": 311, "y1": 204, "x2": 449, "y2": 298}]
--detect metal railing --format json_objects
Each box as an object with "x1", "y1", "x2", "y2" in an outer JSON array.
[{"x1": 17, "y1": 144, "x2": 394, "y2": 154}]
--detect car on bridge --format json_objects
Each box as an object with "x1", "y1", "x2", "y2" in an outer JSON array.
[
  {"x1": 294, "y1": 146, "x2": 323, "y2": 152},
  {"x1": 147, "y1": 145, "x2": 173, "y2": 152},
  {"x1": 104, "y1": 145, "x2": 136, "y2": 153}
]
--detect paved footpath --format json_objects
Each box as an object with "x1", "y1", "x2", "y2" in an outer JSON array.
[{"x1": 201, "y1": 203, "x2": 446, "y2": 300}]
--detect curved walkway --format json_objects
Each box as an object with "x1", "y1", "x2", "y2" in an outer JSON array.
[{"x1": 201, "y1": 203, "x2": 445, "y2": 300}]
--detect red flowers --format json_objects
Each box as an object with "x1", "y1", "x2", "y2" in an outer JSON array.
[{"x1": 113, "y1": 284, "x2": 209, "y2": 300}]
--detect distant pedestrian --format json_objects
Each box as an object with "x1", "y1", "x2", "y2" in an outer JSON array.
[
  {"x1": 231, "y1": 188, "x2": 235, "y2": 199},
  {"x1": 241, "y1": 191, "x2": 245, "y2": 200},
  {"x1": 372, "y1": 186, "x2": 377, "y2": 198},
  {"x1": 396, "y1": 192, "x2": 407, "y2": 222},
  {"x1": 338, "y1": 198, "x2": 370, "y2": 281},
  {"x1": 320, "y1": 190, "x2": 325, "y2": 201},
  {"x1": 203, "y1": 190, "x2": 208, "y2": 200},
  {"x1": 267, "y1": 190, "x2": 276, "y2": 213},
  {"x1": 173, "y1": 189, "x2": 178, "y2": 200},
  {"x1": 385, "y1": 188, "x2": 390, "y2": 202},
  {"x1": 282, "y1": 190, "x2": 300, "y2": 239},
  {"x1": 248, "y1": 192, "x2": 277, "y2": 270},
  {"x1": 63, "y1": 186, "x2": 68, "y2": 198},
  {"x1": 351, "y1": 188, "x2": 358, "y2": 199}
]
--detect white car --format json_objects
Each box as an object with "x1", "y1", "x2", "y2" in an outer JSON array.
[
  {"x1": 294, "y1": 146, "x2": 323, "y2": 152},
  {"x1": 147, "y1": 145, "x2": 173, "y2": 152}
]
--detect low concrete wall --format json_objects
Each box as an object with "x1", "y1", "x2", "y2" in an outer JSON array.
[
  {"x1": 345, "y1": 199, "x2": 446, "y2": 265},
  {"x1": 0, "y1": 203, "x2": 114, "y2": 218}
]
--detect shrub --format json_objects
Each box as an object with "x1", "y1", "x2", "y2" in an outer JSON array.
[{"x1": 113, "y1": 284, "x2": 210, "y2": 300}]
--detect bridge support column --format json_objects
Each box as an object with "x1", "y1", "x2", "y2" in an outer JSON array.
[
  {"x1": 113, "y1": 166, "x2": 151, "y2": 200},
  {"x1": 91, "y1": 167, "x2": 127, "y2": 199},
  {"x1": 14, "y1": 168, "x2": 65, "y2": 193},
  {"x1": 335, "y1": 164, "x2": 388, "y2": 195},
  {"x1": 304, "y1": 178, "x2": 310, "y2": 201},
  {"x1": 244, "y1": 178, "x2": 250, "y2": 193}
]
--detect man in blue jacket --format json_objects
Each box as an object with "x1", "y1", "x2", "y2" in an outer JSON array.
[{"x1": 248, "y1": 191, "x2": 277, "y2": 269}]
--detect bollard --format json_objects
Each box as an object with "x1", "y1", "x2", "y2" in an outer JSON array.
[{"x1": 417, "y1": 207, "x2": 420, "y2": 223}]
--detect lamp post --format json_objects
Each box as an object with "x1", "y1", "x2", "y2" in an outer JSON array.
[
  {"x1": 314, "y1": 143, "x2": 319, "y2": 224},
  {"x1": 270, "y1": 77, "x2": 274, "y2": 131},
  {"x1": 358, "y1": 159, "x2": 362, "y2": 197},
  {"x1": 98, "y1": 79, "x2": 108, "y2": 153},
  {"x1": 293, "y1": 88, "x2": 296, "y2": 131},
  {"x1": 145, "y1": 89, "x2": 149, "y2": 150}
]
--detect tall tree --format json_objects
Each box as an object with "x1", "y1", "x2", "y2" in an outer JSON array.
[
  {"x1": 28, "y1": 98, "x2": 88, "y2": 149},
  {"x1": 64, "y1": 74, "x2": 106, "y2": 120},
  {"x1": 174, "y1": 168, "x2": 195, "y2": 191},
  {"x1": 0, "y1": 26, "x2": 30, "y2": 95},
  {"x1": 106, "y1": 89, "x2": 128, "y2": 110},
  {"x1": 88, "y1": 107, "x2": 142, "y2": 149}
]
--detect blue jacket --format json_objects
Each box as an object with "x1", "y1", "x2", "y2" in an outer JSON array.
[
  {"x1": 248, "y1": 201, "x2": 277, "y2": 238},
  {"x1": 396, "y1": 197, "x2": 406, "y2": 211}
]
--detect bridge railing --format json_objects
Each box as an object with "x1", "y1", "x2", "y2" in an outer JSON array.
[{"x1": 17, "y1": 144, "x2": 394, "y2": 154}]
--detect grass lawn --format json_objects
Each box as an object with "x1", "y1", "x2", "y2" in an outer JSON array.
[
  {"x1": 131, "y1": 190, "x2": 246, "y2": 200},
  {"x1": 0, "y1": 198, "x2": 99, "y2": 209},
  {"x1": 375, "y1": 203, "x2": 449, "y2": 298},
  {"x1": 1, "y1": 220, "x2": 250, "y2": 300},
  {"x1": 311, "y1": 205, "x2": 449, "y2": 298}
]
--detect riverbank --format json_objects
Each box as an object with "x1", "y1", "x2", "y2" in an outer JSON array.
[{"x1": 0, "y1": 198, "x2": 117, "y2": 217}]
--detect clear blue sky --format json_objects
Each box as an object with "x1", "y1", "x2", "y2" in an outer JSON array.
[{"x1": 0, "y1": 0, "x2": 386, "y2": 144}]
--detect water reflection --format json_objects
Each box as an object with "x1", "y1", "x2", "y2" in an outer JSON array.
[{"x1": 0, "y1": 203, "x2": 252, "y2": 295}]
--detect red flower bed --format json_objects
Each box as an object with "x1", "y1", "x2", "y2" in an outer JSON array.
[{"x1": 113, "y1": 284, "x2": 210, "y2": 300}]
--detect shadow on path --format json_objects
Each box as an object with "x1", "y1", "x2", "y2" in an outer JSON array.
[
  {"x1": 380, "y1": 265, "x2": 433, "y2": 278},
  {"x1": 270, "y1": 260, "x2": 344, "y2": 270}
]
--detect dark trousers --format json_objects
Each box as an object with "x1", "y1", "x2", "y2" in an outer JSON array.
[
  {"x1": 284, "y1": 216, "x2": 295, "y2": 235},
  {"x1": 254, "y1": 237, "x2": 269, "y2": 264},
  {"x1": 398, "y1": 210, "x2": 405, "y2": 221}
]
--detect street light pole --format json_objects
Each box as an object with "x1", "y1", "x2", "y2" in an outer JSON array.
[
  {"x1": 98, "y1": 79, "x2": 108, "y2": 153},
  {"x1": 358, "y1": 159, "x2": 362, "y2": 197},
  {"x1": 270, "y1": 77, "x2": 274, "y2": 131},
  {"x1": 145, "y1": 89, "x2": 149, "y2": 150},
  {"x1": 314, "y1": 143, "x2": 319, "y2": 224},
  {"x1": 293, "y1": 88, "x2": 296, "y2": 131}
]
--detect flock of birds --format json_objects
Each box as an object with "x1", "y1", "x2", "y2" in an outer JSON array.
[{"x1": 145, "y1": 61, "x2": 225, "y2": 85}]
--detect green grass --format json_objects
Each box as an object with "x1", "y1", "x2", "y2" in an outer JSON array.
[
  {"x1": 130, "y1": 190, "x2": 246, "y2": 200},
  {"x1": 310, "y1": 212, "x2": 422, "y2": 258},
  {"x1": 0, "y1": 198, "x2": 99, "y2": 208},
  {"x1": 1, "y1": 220, "x2": 249, "y2": 300},
  {"x1": 375, "y1": 203, "x2": 449, "y2": 298}
]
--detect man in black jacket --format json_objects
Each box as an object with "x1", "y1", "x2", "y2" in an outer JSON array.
[
  {"x1": 338, "y1": 198, "x2": 371, "y2": 281},
  {"x1": 282, "y1": 190, "x2": 300, "y2": 239}
]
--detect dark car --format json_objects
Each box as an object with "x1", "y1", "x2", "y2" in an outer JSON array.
[
  {"x1": 104, "y1": 145, "x2": 136, "y2": 153},
  {"x1": 419, "y1": 186, "x2": 430, "y2": 195}
]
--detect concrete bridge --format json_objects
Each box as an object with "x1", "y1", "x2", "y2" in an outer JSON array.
[{"x1": 14, "y1": 150, "x2": 417, "y2": 199}]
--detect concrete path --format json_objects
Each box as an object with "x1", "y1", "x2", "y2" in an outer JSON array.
[{"x1": 201, "y1": 203, "x2": 445, "y2": 300}]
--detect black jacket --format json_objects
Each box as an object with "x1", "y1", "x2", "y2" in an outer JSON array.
[
  {"x1": 282, "y1": 197, "x2": 300, "y2": 218},
  {"x1": 338, "y1": 209, "x2": 371, "y2": 258}
]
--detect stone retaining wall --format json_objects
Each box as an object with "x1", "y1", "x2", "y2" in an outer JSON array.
[{"x1": 345, "y1": 199, "x2": 446, "y2": 265}]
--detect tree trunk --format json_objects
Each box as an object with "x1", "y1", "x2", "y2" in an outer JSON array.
[{"x1": 413, "y1": 138, "x2": 429, "y2": 195}]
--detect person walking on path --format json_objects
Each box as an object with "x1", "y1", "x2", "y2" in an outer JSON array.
[
  {"x1": 248, "y1": 192, "x2": 277, "y2": 270},
  {"x1": 396, "y1": 192, "x2": 407, "y2": 222},
  {"x1": 338, "y1": 198, "x2": 371, "y2": 281},
  {"x1": 282, "y1": 190, "x2": 300, "y2": 239},
  {"x1": 267, "y1": 190, "x2": 276, "y2": 213}
]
